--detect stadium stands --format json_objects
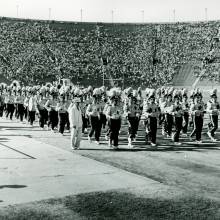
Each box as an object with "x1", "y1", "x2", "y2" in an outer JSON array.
[{"x1": 0, "y1": 17, "x2": 219, "y2": 87}]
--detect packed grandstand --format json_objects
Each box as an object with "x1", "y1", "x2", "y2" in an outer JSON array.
[{"x1": 0, "y1": 17, "x2": 220, "y2": 87}]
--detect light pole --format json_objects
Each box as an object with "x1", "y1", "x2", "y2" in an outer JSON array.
[
  {"x1": 111, "y1": 10, "x2": 114, "y2": 23},
  {"x1": 48, "y1": 8, "x2": 51, "y2": 20},
  {"x1": 141, "y1": 10, "x2": 144, "y2": 23},
  {"x1": 80, "y1": 9, "x2": 83, "y2": 22},
  {"x1": 173, "y1": 9, "x2": 176, "y2": 22},
  {"x1": 205, "y1": 8, "x2": 208, "y2": 21},
  {"x1": 16, "y1": 5, "x2": 19, "y2": 18}
]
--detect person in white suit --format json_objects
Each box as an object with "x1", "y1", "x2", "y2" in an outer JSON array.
[{"x1": 68, "y1": 97, "x2": 83, "y2": 150}]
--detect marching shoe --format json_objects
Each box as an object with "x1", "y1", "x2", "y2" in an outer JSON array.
[
  {"x1": 150, "y1": 142, "x2": 157, "y2": 147},
  {"x1": 174, "y1": 142, "x2": 182, "y2": 146},
  {"x1": 88, "y1": 136, "x2": 92, "y2": 143},
  {"x1": 95, "y1": 141, "x2": 100, "y2": 145},
  {"x1": 207, "y1": 131, "x2": 212, "y2": 139}
]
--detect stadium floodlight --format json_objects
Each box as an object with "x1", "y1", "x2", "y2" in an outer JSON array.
[
  {"x1": 205, "y1": 8, "x2": 208, "y2": 21},
  {"x1": 111, "y1": 10, "x2": 114, "y2": 23},
  {"x1": 80, "y1": 9, "x2": 83, "y2": 22},
  {"x1": 173, "y1": 9, "x2": 176, "y2": 22},
  {"x1": 141, "y1": 10, "x2": 144, "y2": 23},
  {"x1": 48, "y1": 8, "x2": 51, "y2": 20},
  {"x1": 16, "y1": 5, "x2": 19, "y2": 18}
]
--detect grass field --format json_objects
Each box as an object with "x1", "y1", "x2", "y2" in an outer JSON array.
[{"x1": 0, "y1": 191, "x2": 219, "y2": 220}]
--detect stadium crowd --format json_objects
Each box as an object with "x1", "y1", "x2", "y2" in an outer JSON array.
[{"x1": 0, "y1": 18, "x2": 219, "y2": 88}]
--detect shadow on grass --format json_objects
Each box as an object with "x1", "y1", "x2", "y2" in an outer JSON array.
[
  {"x1": 63, "y1": 191, "x2": 220, "y2": 220},
  {"x1": 0, "y1": 191, "x2": 219, "y2": 220}
]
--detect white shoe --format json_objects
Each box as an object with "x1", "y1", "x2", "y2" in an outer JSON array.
[
  {"x1": 182, "y1": 133, "x2": 188, "y2": 137},
  {"x1": 95, "y1": 141, "x2": 100, "y2": 145},
  {"x1": 84, "y1": 128, "x2": 88, "y2": 133},
  {"x1": 150, "y1": 142, "x2": 157, "y2": 147},
  {"x1": 128, "y1": 143, "x2": 133, "y2": 148},
  {"x1": 88, "y1": 136, "x2": 92, "y2": 143},
  {"x1": 174, "y1": 142, "x2": 182, "y2": 146},
  {"x1": 211, "y1": 137, "x2": 217, "y2": 142},
  {"x1": 195, "y1": 140, "x2": 202, "y2": 144},
  {"x1": 113, "y1": 145, "x2": 118, "y2": 150},
  {"x1": 105, "y1": 135, "x2": 109, "y2": 141},
  {"x1": 108, "y1": 141, "x2": 113, "y2": 148},
  {"x1": 207, "y1": 131, "x2": 212, "y2": 139}
]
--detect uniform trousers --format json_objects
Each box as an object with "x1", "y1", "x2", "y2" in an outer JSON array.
[
  {"x1": 39, "y1": 109, "x2": 47, "y2": 128},
  {"x1": 48, "y1": 110, "x2": 58, "y2": 130},
  {"x1": 29, "y1": 111, "x2": 36, "y2": 125},
  {"x1": 182, "y1": 112, "x2": 189, "y2": 134},
  {"x1": 128, "y1": 116, "x2": 139, "y2": 140},
  {"x1": 89, "y1": 115, "x2": 102, "y2": 141},
  {"x1": 17, "y1": 104, "x2": 24, "y2": 122},
  {"x1": 58, "y1": 112, "x2": 68, "y2": 134},
  {"x1": 6, "y1": 104, "x2": 15, "y2": 120},
  {"x1": 173, "y1": 117, "x2": 183, "y2": 142},
  {"x1": 147, "y1": 117, "x2": 157, "y2": 144},
  {"x1": 190, "y1": 116, "x2": 203, "y2": 141},
  {"x1": 165, "y1": 113, "x2": 173, "y2": 136},
  {"x1": 208, "y1": 115, "x2": 218, "y2": 137},
  {"x1": 0, "y1": 105, "x2": 4, "y2": 117},
  {"x1": 109, "y1": 118, "x2": 121, "y2": 146},
  {"x1": 82, "y1": 114, "x2": 88, "y2": 133},
  {"x1": 71, "y1": 127, "x2": 82, "y2": 149}
]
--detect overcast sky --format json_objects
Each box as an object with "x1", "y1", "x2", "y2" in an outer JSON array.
[{"x1": 0, "y1": 0, "x2": 220, "y2": 23}]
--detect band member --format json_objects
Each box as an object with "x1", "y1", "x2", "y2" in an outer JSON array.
[
  {"x1": 181, "y1": 89, "x2": 189, "y2": 136},
  {"x1": 86, "y1": 88, "x2": 103, "y2": 144},
  {"x1": 206, "y1": 89, "x2": 219, "y2": 141},
  {"x1": 5, "y1": 86, "x2": 15, "y2": 120},
  {"x1": 37, "y1": 86, "x2": 48, "y2": 129},
  {"x1": 15, "y1": 87, "x2": 25, "y2": 122},
  {"x1": 106, "y1": 88, "x2": 122, "y2": 149},
  {"x1": 142, "y1": 89, "x2": 160, "y2": 147},
  {"x1": 190, "y1": 90, "x2": 205, "y2": 143},
  {"x1": 28, "y1": 88, "x2": 37, "y2": 126},
  {"x1": 164, "y1": 88, "x2": 174, "y2": 138},
  {"x1": 0, "y1": 83, "x2": 6, "y2": 117},
  {"x1": 56, "y1": 90, "x2": 68, "y2": 135},
  {"x1": 124, "y1": 88, "x2": 142, "y2": 148},
  {"x1": 172, "y1": 90, "x2": 183, "y2": 145},
  {"x1": 45, "y1": 86, "x2": 59, "y2": 132}
]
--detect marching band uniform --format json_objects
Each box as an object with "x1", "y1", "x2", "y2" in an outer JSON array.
[
  {"x1": 45, "y1": 87, "x2": 59, "y2": 131},
  {"x1": 28, "y1": 91, "x2": 38, "y2": 126},
  {"x1": 5, "y1": 89, "x2": 15, "y2": 120},
  {"x1": 56, "y1": 94, "x2": 69, "y2": 135},
  {"x1": 124, "y1": 89, "x2": 142, "y2": 148},
  {"x1": 142, "y1": 90, "x2": 160, "y2": 147},
  {"x1": 106, "y1": 88, "x2": 122, "y2": 148},
  {"x1": 37, "y1": 87, "x2": 48, "y2": 129},
  {"x1": 0, "y1": 85, "x2": 5, "y2": 117},
  {"x1": 86, "y1": 88, "x2": 103, "y2": 144},
  {"x1": 190, "y1": 91, "x2": 205, "y2": 142},
  {"x1": 172, "y1": 91, "x2": 183, "y2": 145},
  {"x1": 163, "y1": 90, "x2": 173, "y2": 137},
  {"x1": 15, "y1": 89, "x2": 25, "y2": 122},
  {"x1": 181, "y1": 89, "x2": 189, "y2": 136},
  {"x1": 207, "y1": 89, "x2": 219, "y2": 141}
]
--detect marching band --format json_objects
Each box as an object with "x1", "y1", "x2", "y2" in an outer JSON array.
[{"x1": 0, "y1": 80, "x2": 219, "y2": 149}]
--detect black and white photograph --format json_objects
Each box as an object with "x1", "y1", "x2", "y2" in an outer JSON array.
[{"x1": 0, "y1": 0, "x2": 219, "y2": 219}]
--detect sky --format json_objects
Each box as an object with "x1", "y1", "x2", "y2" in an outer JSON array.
[{"x1": 0, "y1": 0, "x2": 220, "y2": 23}]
